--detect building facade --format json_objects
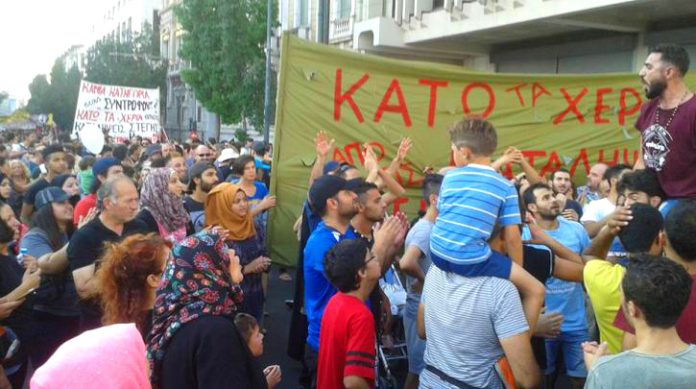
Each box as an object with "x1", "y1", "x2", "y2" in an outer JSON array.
[
  {"x1": 159, "y1": 0, "x2": 219, "y2": 142},
  {"x1": 279, "y1": 0, "x2": 696, "y2": 74}
]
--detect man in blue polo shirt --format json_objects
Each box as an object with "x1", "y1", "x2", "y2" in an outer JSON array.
[{"x1": 303, "y1": 175, "x2": 359, "y2": 387}]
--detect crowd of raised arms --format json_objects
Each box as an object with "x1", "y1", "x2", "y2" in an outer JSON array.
[{"x1": 0, "y1": 43, "x2": 694, "y2": 389}]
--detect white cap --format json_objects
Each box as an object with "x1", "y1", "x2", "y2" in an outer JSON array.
[{"x1": 216, "y1": 147, "x2": 240, "y2": 163}]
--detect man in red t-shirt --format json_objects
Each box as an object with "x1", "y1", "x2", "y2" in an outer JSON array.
[
  {"x1": 615, "y1": 200, "x2": 696, "y2": 347},
  {"x1": 73, "y1": 158, "x2": 123, "y2": 225},
  {"x1": 318, "y1": 238, "x2": 382, "y2": 389}
]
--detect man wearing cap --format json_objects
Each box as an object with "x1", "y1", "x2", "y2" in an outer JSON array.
[
  {"x1": 216, "y1": 147, "x2": 239, "y2": 182},
  {"x1": 72, "y1": 158, "x2": 123, "y2": 226},
  {"x1": 184, "y1": 162, "x2": 219, "y2": 233},
  {"x1": 21, "y1": 145, "x2": 68, "y2": 225},
  {"x1": 302, "y1": 175, "x2": 359, "y2": 386},
  {"x1": 68, "y1": 176, "x2": 147, "y2": 331},
  {"x1": 145, "y1": 144, "x2": 163, "y2": 164}
]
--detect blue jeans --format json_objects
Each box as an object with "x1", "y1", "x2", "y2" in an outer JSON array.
[
  {"x1": 545, "y1": 329, "x2": 589, "y2": 378},
  {"x1": 403, "y1": 295, "x2": 426, "y2": 375}
]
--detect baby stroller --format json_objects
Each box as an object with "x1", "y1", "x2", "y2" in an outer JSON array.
[{"x1": 376, "y1": 265, "x2": 409, "y2": 388}]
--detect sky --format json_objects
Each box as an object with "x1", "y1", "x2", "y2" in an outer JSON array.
[{"x1": 0, "y1": 0, "x2": 101, "y2": 102}]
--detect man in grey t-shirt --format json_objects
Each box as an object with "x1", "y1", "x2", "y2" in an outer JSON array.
[
  {"x1": 399, "y1": 174, "x2": 441, "y2": 388},
  {"x1": 583, "y1": 254, "x2": 696, "y2": 388},
  {"x1": 419, "y1": 265, "x2": 539, "y2": 388}
]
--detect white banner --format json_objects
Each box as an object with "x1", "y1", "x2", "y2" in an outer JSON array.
[{"x1": 72, "y1": 80, "x2": 161, "y2": 142}]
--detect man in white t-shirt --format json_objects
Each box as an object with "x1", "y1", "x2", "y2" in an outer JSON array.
[{"x1": 581, "y1": 164, "x2": 631, "y2": 238}]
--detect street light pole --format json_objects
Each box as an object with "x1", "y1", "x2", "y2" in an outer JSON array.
[{"x1": 262, "y1": 0, "x2": 273, "y2": 144}]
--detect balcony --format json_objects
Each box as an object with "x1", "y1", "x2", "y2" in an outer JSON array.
[
  {"x1": 352, "y1": 0, "x2": 695, "y2": 56},
  {"x1": 330, "y1": 17, "x2": 353, "y2": 43}
]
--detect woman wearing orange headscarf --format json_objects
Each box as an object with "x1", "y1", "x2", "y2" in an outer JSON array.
[{"x1": 205, "y1": 183, "x2": 271, "y2": 322}]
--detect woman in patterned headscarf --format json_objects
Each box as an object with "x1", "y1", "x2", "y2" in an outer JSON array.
[
  {"x1": 205, "y1": 183, "x2": 271, "y2": 323},
  {"x1": 135, "y1": 167, "x2": 190, "y2": 244},
  {"x1": 146, "y1": 230, "x2": 265, "y2": 389}
]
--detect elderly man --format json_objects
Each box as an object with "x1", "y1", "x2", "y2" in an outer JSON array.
[
  {"x1": 194, "y1": 144, "x2": 215, "y2": 164},
  {"x1": 68, "y1": 176, "x2": 147, "y2": 330}
]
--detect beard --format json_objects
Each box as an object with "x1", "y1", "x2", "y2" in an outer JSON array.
[
  {"x1": 200, "y1": 180, "x2": 217, "y2": 193},
  {"x1": 645, "y1": 78, "x2": 667, "y2": 99}
]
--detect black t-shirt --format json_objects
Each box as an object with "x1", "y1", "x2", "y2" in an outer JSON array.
[
  {"x1": 23, "y1": 178, "x2": 50, "y2": 206},
  {"x1": 0, "y1": 254, "x2": 35, "y2": 348},
  {"x1": 522, "y1": 244, "x2": 554, "y2": 371},
  {"x1": 565, "y1": 200, "x2": 584, "y2": 219},
  {"x1": 160, "y1": 315, "x2": 266, "y2": 389},
  {"x1": 67, "y1": 216, "x2": 148, "y2": 329},
  {"x1": 135, "y1": 209, "x2": 159, "y2": 235}
]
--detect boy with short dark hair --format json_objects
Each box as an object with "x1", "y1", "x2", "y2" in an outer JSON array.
[
  {"x1": 317, "y1": 239, "x2": 381, "y2": 389},
  {"x1": 234, "y1": 313, "x2": 282, "y2": 388},
  {"x1": 430, "y1": 118, "x2": 544, "y2": 330}
]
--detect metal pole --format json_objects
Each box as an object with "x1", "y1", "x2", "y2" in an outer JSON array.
[
  {"x1": 317, "y1": 0, "x2": 328, "y2": 43},
  {"x1": 262, "y1": 0, "x2": 273, "y2": 144}
]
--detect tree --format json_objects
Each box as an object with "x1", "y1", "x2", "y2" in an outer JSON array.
[
  {"x1": 84, "y1": 23, "x2": 167, "y2": 111},
  {"x1": 175, "y1": 0, "x2": 272, "y2": 129},
  {"x1": 26, "y1": 60, "x2": 82, "y2": 131},
  {"x1": 0, "y1": 91, "x2": 7, "y2": 106}
]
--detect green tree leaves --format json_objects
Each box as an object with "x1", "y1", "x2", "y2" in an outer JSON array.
[{"x1": 175, "y1": 0, "x2": 271, "y2": 128}]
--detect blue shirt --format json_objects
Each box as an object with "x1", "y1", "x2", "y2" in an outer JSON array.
[
  {"x1": 303, "y1": 222, "x2": 356, "y2": 351},
  {"x1": 523, "y1": 218, "x2": 590, "y2": 332},
  {"x1": 430, "y1": 164, "x2": 521, "y2": 265}
]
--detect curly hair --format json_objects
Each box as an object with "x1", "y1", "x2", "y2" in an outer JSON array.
[{"x1": 98, "y1": 233, "x2": 171, "y2": 334}]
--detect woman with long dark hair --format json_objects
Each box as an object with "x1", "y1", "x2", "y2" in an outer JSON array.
[
  {"x1": 98, "y1": 233, "x2": 170, "y2": 337},
  {"x1": 20, "y1": 187, "x2": 81, "y2": 367},
  {"x1": 51, "y1": 174, "x2": 81, "y2": 208}
]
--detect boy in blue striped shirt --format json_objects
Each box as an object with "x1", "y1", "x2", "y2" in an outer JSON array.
[{"x1": 430, "y1": 118, "x2": 544, "y2": 330}]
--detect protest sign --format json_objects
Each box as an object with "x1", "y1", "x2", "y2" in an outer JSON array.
[
  {"x1": 72, "y1": 80, "x2": 161, "y2": 142},
  {"x1": 267, "y1": 35, "x2": 696, "y2": 266}
]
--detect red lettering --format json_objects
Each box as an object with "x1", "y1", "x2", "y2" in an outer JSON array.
[
  {"x1": 569, "y1": 148, "x2": 590, "y2": 178},
  {"x1": 594, "y1": 88, "x2": 613, "y2": 124},
  {"x1": 532, "y1": 82, "x2": 552, "y2": 107},
  {"x1": 76, "y1": 110, "x2": 99, "y2": 121},
  {"x1": 618, "y1": 88, "x2": 642, "y2": 126},
  {"x1": 461, "y1": 82, "x2": 496, "y2": 119},
  {"x1": 392, "y1": 197, "x2": 409, "y2": 214},
  {"x1": 505, "y1": 83, "x2": 527, "y2": 107},
  {"x1": 553, "y1": 88, "x2": 588, "y2": 125},
  {"x1": 333, "y1": 68, "x2": 369, "y2": 122},
  {"x1": 623, "y1": 149, "x2": 640, "y2": 165},
  {"x1": 374, "y1": 79, "x2": 412, "y2": 127},
  {"x1": 419, "y1": 79, "x2": 448, "y2": 128},
  {"x1": 343, "y1": 142, "x2": 362, "y2": 166},
  {"x1": 522, "y1": 150, "x2": 546, "y2": 167},
  {"x1": 419, "y1": 199, "x2": 428, "y2": 214},
  {"x1": 333, "y1": 148, "x2": 348, "y2": 163},
  {"x1": 540, "y1": 152, "x2": 562, "y2": 177},
  {"x1": 598, "y1": 149, "x2": 619, "y2": 166},
  {"x1": 501, "y1": 162, "x2": 513, "y2": 179},
  {"x1": 368, "y1": 141, "x2": 385, "y2": 162}
]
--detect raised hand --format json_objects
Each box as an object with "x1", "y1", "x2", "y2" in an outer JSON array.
[
  {"x1": 606, "y1": 206, "x2": 633, "y2": 235},
  {"x1": 396, "y1": 137, "x2": 412, "y2": 161},
  {"x1": 314, "y1": 131, "x2": 335, "y2": 158}
]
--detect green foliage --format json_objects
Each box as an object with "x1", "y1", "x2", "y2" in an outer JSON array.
[
  {"x1": 234, "y1": 128, "x2": 250, "y2": 143},
  {"x1": 175, "y1": 0, "x2": 272, "y2": 128},
  {"x1": 0, "y1": 91, "x2": 7, "y2": 106},
  {"x1": 26, "y1": 61, "x2": 82, "y2": 131},
  {"x1": 84, "y1": 23, "x2": 167, "y2": 111}
]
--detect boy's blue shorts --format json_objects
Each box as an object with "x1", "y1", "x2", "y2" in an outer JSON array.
[{"x1": 431, "y1": 250, "x2": 512, "y2": 279}]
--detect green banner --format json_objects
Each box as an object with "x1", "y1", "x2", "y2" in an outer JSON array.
[{"x1": 268, "y1": 35, "x2": 694, "y2": 266}]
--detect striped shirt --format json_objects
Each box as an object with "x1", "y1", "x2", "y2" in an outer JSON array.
[
  {"x1": 430, "y1": 164, "x2": 521, "y2": 265},
  {"x1": 420, "y1": 266, "x2": 529, "y2": 388}
]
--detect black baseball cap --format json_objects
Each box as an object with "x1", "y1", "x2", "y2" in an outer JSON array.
[
  {"x1": 34, "y1": 187, "x2": 69, "y2": 210},
  {"x1": 308, "y1": 175, "x2": 349, "y2": 215}
]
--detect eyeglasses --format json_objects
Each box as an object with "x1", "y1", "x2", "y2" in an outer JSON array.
[{"x1": 198, "y1": 153, "x2": 212, "y2": 157}]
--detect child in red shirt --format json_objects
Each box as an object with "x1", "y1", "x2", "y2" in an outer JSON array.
[{"x1": 317, "y1": 239, "x2": 382, "y2": 389}]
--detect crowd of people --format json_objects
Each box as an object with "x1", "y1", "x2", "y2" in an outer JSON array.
[{"x1": 0, "y1": 43, "x2": 693, "y2": 389}]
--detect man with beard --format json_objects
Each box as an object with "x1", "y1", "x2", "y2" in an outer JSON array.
[
  {"x1": 184, "y1": 162, "x2": 219, "y2": 232},
  {"x1": 523, "y1": 183, "x2": 591, "y2": 389},
  {"x1": 577, "y1": 163, "x2": 608, "y2": 205},
  {"x1": 550, "y1": 168, "x2": 583, "y2": 221},
  {"x1": 303, "y1": 175, "x2": 406, "y2": 388},
  {"x1": 634, "y1": 44, "x2": 696, "y2": 216}
]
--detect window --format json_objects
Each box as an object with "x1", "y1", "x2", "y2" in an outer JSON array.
[
  {"x1": 338, "y1": 0, "x2": 351, "y2": 19},
  {"x1": 299, "y1": 0, "x2": 308, "y2": 27}
]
